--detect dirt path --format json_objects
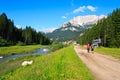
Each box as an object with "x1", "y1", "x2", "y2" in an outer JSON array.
[{"x1": 74, "y1": 45, "x2": 120, "y2": 80}]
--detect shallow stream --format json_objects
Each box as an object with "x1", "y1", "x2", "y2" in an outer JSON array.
[{"x1": 0, "y1": 48, "x2": 50, "y2": 63}]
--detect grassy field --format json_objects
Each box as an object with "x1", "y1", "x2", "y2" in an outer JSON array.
[
  {"x1": 0, "y1": 46, "x2": 94, "y2": 80},
  {"x1": 95, "y1": 47, "x2": 120, "y2": 59},
  {"x1": 0, "y1": 45, "x2": 42, "y2": 56}
]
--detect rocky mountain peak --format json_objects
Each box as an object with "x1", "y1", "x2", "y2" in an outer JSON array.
[{"x1": 61, "y1": 15, "x2": 106, "y2": 28}]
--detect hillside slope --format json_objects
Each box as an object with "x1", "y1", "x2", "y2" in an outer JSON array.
[{"x1": 79, "y1": 8, "x2": 120, "y2": 47}]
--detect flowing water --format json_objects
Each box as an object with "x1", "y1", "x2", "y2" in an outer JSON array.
[{"x1": 0, "y1": 48, "x2": 50, "y2": 63}]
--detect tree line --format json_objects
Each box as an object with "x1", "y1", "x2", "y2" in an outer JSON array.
[
  {"x1": 79, "y1": 8, "x2": 120, "y2": 48},
  {"x1": 0, "y1": 13, "x2": 51, "y2": 46}
]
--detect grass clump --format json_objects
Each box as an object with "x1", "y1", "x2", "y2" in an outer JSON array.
[
  {"x1": 1, "y1": 46, "x2": 94, "y2": 80},
  {"x1": 95, "y1": 47, "x2": 120, "y2": 59}
]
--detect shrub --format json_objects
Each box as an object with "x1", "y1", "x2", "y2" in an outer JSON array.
[{"x1": 16, "y1": 41, "x2": 25, "y2": 46}]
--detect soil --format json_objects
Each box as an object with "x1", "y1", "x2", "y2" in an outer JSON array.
[{"x1": 74, "y1": 45, "x2": 120, "y2": 80}]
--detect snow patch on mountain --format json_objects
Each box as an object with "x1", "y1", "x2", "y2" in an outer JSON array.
[{"x1": 61, "y1": 27, "x2": 78, "y2": 31}]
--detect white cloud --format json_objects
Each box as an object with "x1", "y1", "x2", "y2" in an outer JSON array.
[
  {"x1": 41, "y1": 28, "x2": 57, "y2": 33},
  {"x1": 16, "y1": 25, "x2": 22, "y2": 29},
  {"x1": 61, "y1": 16, "x2": 67, "y2": 19},
  {"x1": 73, "y1": 5, "x2": 97, "y2": 14},
  {"x1": 73, "y1": 6, "x2": 86, "y2": 13},
  {"x1": 87, "y1": 5, "x2": 96, "y2": 12}
]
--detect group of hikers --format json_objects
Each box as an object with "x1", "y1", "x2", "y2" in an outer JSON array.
[{"x1": 86, "y1": 44, "x2": 94, "y2": 53}]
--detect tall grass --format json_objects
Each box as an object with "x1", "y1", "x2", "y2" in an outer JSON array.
[
  {"x1": 0, "y1": 45, "x2": 42, "y2": 56},
  {"x1": 95, "y1": 47, "x2": 120, "y2": 59},
  {"x1": 0, "y1": 46, "x2": 94, "y2": 80}
]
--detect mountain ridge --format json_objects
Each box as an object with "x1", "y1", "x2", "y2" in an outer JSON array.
[
  {"x1": 46, "y1": 15, "x2": 106, "y2": 42},
  {"x1": 61, "y1": 15, "x2": 106, "y2": 28}
]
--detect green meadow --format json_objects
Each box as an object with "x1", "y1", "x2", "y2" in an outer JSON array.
[
  {"x1": 0, "y1": 45, "x2": 42, "y2": 56},
  {"x1": 0, "y1": 46, "x2": 94, "y2": 80},
  {"x1": 95, "y1": 47, "x2": 120, "y2": 59}
]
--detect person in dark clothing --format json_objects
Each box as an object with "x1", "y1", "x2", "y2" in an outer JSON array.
[{"x1": 91, "y1": 44, "x2": 94, "y2": 53}]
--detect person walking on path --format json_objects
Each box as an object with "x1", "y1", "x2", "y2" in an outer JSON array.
[
  {"x1": 87, "y1": 44, "x2": 90, "y2": 53},
  {"x1": 91, "y1": 44, "x2": 94, "y2": 53}
]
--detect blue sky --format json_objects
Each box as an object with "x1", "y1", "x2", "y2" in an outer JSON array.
[{"x1": 0, "y1": 0, "x2": 120, "y2": 32}]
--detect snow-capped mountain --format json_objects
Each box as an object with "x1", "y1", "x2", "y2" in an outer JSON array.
[
  {"x1": 46, "y1": 15, "x2": 106, "y2": 41},
  {"x1": 61, "y1": 15, "x2": 106, "y2": 27}
]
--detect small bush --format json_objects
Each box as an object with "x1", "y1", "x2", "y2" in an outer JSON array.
[
  {"x1": 16, "y1": 41, "x2": 25, "y2": 46},
  {"x1": 0, "y1": 37, "x2": 9, "y2": 46}
]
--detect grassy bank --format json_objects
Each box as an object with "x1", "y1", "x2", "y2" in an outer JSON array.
[
  {"x1": 0, "y1": 55, "x2": 40, "y2": 76},
  {"x1": 0, "y1": 45, "x2": 42, "y2": 56},
  {"x1": 0, "y1": 46, "x2": 94, "y2": 80},
  {"x1": 95, "y1": 47, "x2": 120, "y2": 59}
]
